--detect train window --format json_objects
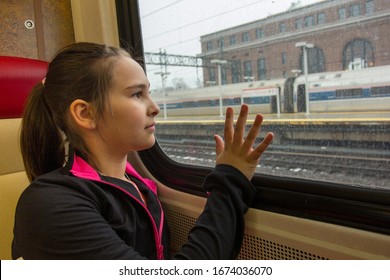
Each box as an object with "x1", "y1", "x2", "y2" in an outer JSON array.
[
  {"x1": 138, "y1": 0, "x2": 390, "y2": 195},
  {"x1": 371, "y1": 86, "x2": 390, "y2": 96},
  {"x1": 121, "y1": 0, "x2": 390, "y2": 236},
  {"x1": 139, "y1": 0, "x2": 390, "y2": 192},
  {"x1": 335, "y1": 88, "x2": 363, "y2": 98}
]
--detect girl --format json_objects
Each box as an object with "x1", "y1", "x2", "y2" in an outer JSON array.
[{"x1": 12, "y1": 42, "x2": 274, "y2": 259}]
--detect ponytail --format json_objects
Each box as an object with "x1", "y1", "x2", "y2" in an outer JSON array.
[{"x1": 20, "y1": 83, "x2": 65, "y2": 182}]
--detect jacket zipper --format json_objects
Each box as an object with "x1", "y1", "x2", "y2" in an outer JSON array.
[{"x1": 73, "y1": 174, "x2": 165, "y2": 259}]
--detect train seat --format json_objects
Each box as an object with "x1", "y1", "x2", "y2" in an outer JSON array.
[{"x1": 0, "y1": 56, "x2": 48, "y2": 260}]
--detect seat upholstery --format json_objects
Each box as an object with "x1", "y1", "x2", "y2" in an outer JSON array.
[{"x1": 0, "y1": 56, "x2": 47, "y2": 260}]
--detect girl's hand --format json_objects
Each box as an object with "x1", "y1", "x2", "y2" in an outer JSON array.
[{"x1": 214, "y1": 104, "x2": 274, "y2": 181}]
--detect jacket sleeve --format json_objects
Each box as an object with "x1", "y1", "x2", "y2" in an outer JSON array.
[{"x1": 173, "y1": 164, "x2": 257, "y2": 260}]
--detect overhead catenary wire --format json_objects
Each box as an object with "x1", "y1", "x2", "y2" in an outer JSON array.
[
  {"x1": 141, "y1": 0, "x2": 186, "y2": 18},
  {"x1": 143, "y1": 0, "x2": 272, "y2": 41}
]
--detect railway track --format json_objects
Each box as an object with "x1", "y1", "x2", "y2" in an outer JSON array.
[{"x1": 158, "y1": 141, "x2": 390, "y2": 189}]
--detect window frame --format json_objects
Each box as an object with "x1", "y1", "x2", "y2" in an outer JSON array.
[
  {"x1": 243, "y1": 60, "x2": 252, "y2": 78},
  {"x1": 242, "y1": 31, "x2": 250, "y2": 43},
  {"x1": 338, "y1": 7, "x2": 347, "y2": 20},
  {"x1": 118, "y1": 0, "x2": 390, "y2": 236},
  {"x1": 365, "y1": 0, "x2": 374, "y2": 14},
  {"x1": 304, "y1": 15, "x2": 314, "y2": 27},
  {"x1": 279, "y1": 22, "x2": 287, "y2": 33},
  {"x1": 139, "y1": 143, "x2": 390, "y2": 236},
  {"x1": 350, "y1": 3, "x2": 361, "y2": 17},
  {"x1": 231, "y1": 59, "x2": 242, "y2": 83},
  {"x1": 255, "y1": 28, "x2": 264, "y2": 39},
  {"x1": 295, "y1": 18, "x2": 302, "y2": 30},
  {"x1": 317, "y1": 12, "x2": 326, "y2": 24},
  {"x1": 281, "y1": 51, "x2": 287, "y2": 65},
  {"x1": 342, "y1": 39, "x2": 374, "y2": 69},
  {"x1": 217, "y1": 38, "x2": 224, "y2": 49},
  {"x1": 206, "y1": 41, "x2": 212, "y2": 51},
  {"x1": 229, "y1": 34, "x2": 237, "y2": 45},
  {"x1": 208, "y1": 67, "x2": 216, "y2": 82},
  {"x1": 257, "y1": 57, "x2": 266, "y2": 80}
]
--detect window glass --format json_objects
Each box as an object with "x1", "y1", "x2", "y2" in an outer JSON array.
[
  {"x1": 350, "y1": 4, "x2": 361, "y2": 17},
  {"x1": 295, "y1": 18, "x2": 302, "y2": 29},
  {"x1": 229, "y1": 35, "x2": 237, "y2": 45},
  {"x1": 317, "y1": 12, "x2": 326, "y2": 24},
  {"x1": 139, "y1": 0, "x2": 390, "y2": 190},
  {"x1": 206, "y1": 41, "x2": 212, "y2": 51},
  {"x1": 282, "y1": 51, "x2": 287, "y2": 65},
  {"x1": 279, "y1": 22, "x2": 287, "y2": 33},
  {"x1": 256, "y1": 28, "x2": 264, "y2": 39},
  {"x1": 208, "y1": 68, "x2": 216, "y2": 82},
  {"x1": 217, "y1": 38, "x2": 224, "y2": 49},
  {"x1": 243, "y1": 60, "x2": 252, "y2": 79},
  {"x1": 305, "y1": 15, "x2": 315, "y2": 27},
  {"x1": 338, "y1": 7, "x2": 347, "y2": 19},
  {"x1": 365, "y1": 0, "x2": 374, "y2": 14},
  {"x1": 231, "y1": 60, "x2": 241, "y2": 83},
  {"x1": 242, "y1": 32, "x2": 250, "y2": 42},
  {"x1": 257, "y1": 58, "x2": 266, "y2": 80},
  {"x1": 343, "y1": 39, "x2": 373, "y2": 69}
]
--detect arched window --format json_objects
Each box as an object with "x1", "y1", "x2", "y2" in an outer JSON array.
[
  {"x1": 299, "y1": 47, "x2": 326, "y2": 74},
  {"x1": 343, "y1": 39, "x2": 374, "y2": 70}
]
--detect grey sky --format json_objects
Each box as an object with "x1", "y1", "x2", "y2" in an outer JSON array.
[{"x1": 138, "y1": 0, "x2": 325, "y2": 89}]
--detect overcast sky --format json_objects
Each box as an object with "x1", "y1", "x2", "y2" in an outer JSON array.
[{"x1": 138, "y1": 0, "x2": 325, "y2": 90}]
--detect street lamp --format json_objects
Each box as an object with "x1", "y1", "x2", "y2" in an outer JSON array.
[
  {"x1": 291, "y1": 69, "x2": 302, "y2": 77},
  {"x1": 206, "y1": 81, "x2": 217, "y2": 86},
  {"x1": 244, "y1": 76, "x2": 254, "y2": 82},
  {"x1": 295, "y1": 42, "x2": 313, "y2": 115},
  {"x1": 210, "y1": 59, "x2": 227, "y2": 117},
  {"x1": 155, "y1": 71, "x2": 170, "y2": 119}
]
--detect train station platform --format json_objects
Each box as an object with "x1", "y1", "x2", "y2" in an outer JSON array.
[
  {"x1": 155, "y1": 111, "x2": 390, "y2": 153},
  {"x1": 156, "y1": 110, "x2": 390, "y2": 124}
]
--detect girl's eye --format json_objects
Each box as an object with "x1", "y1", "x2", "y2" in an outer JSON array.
[{"x1": 132, "y1": 92, "x2": 142, "y2": 98}]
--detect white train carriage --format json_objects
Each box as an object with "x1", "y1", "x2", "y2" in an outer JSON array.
[
  {"x1": 293, "y1": 65, "x2": 390, "y2": 113},
  {"x1": 154, "y1": 78, "x2": 286, "y2": 117}
]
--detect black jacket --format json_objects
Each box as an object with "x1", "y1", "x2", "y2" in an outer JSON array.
[{"x1": 12, "y1": 152, "x2": 257, "y2": 259}]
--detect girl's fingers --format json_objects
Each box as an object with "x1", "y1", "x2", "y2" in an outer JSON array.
[
  {"x1": 242, "y1": 113, "x2": 263, "y2": 152},
  {"x1": 249, "y1": 132, "x2": 274, "y2": 160},
  {"x1": 223, "y1": 107, "x2": 234, "y2": 148},
  {"x1": 233, "y1": 104, "x2": 248, "y2": 145},
  {"x1": 214, "y1": 134, "x2": 224, "y2": 156}
]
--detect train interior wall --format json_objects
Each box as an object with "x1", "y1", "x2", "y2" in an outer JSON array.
[
  {"x1": 129, "y1": 152, "x2": 390, "y2": 260},
  {"x1": 0, "y1": 0, "x2": 119, "y2": 60},
  {"x1": 0, "y1": 0, "x2": 75, "y2": 61}
]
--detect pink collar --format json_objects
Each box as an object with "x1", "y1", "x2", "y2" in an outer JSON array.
[{"x1": 69, "y1": 153, "x2": 158, "y2": 195}]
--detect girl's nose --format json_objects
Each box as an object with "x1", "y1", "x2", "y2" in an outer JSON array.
[{"x1": 149, "y1": 99, "x2": 160, "y2": 117}]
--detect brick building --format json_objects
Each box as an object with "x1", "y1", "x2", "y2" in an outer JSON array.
[{"x1": 199, "y1": 0, "x2": 390, "y2": 85}]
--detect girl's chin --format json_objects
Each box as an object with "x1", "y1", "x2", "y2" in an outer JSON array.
[{"x1": 135, "y1": 139, "x2": 156, "y2": 151}]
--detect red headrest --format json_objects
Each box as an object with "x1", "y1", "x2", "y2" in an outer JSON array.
[{"x1": 0, "y1": 56, "x2": 48, "y2": 118}]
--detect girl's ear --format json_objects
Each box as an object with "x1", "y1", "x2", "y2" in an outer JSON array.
[{"x1": 69, "y1": 99, "x2": 96, "y2": 130}]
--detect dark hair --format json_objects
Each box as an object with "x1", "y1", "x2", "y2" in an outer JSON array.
[{"x1": 20, "y1": 42, "x2": 131, "y2": 181}]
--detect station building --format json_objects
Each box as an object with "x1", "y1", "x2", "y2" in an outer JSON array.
[{"x1": 199, "y1": 0, "x2": 390, "y2": 85}]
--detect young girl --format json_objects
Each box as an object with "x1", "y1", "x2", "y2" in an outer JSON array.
[{"x1": 12, "y1": 42, "x2": 274, "y2": 259}]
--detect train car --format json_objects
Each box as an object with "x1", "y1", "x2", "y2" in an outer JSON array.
[
  {"x1": 154, "y1": 65, "x2": 390, "y2": 118},
  {"x1": 1, "y1": 0, "x2": 389, "y2": 272},
  {"x1": 153, "y1": 78, "x2": 286, "y2": 117},
  {"x1": 294, "y1": 65, "x2": 390, "y2": 113}
]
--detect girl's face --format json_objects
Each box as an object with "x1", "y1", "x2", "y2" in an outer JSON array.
[{"x1": 97, "y1": 56, "x2": 160, "y2": 153}]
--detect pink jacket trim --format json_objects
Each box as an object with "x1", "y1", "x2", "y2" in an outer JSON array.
[{"x1": 69, "y1": 153, "x2": 158, "y2": 195}]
